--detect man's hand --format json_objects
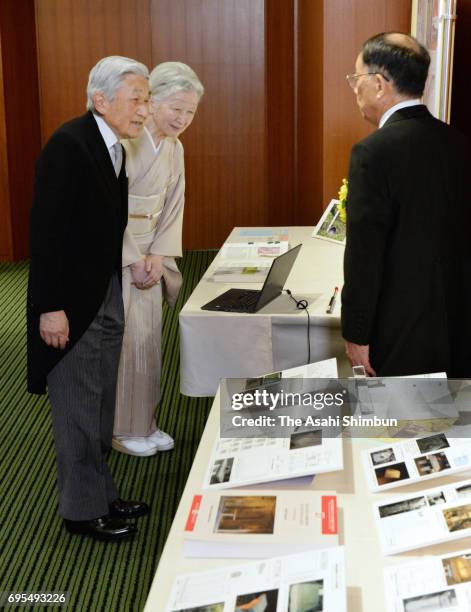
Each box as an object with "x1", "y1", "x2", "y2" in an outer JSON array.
[
  {"x1": 40, "y1": 310, "x2": 69, "y2": 349},
  {"x1": 345, "y1": 341, "x2": 377, "y2": 376}
]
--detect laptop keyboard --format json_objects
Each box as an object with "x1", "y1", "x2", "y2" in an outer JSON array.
[{"x1": 222, "y1": 290, "x2": 260, "y2": 311}]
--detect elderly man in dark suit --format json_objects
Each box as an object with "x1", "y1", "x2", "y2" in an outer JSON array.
[
  {"x1": 27, "y1": 56, "x2": 150, "y2": 541},
  {"x1": 342, "y1": 32, "x2": 471, "y2": 378}
]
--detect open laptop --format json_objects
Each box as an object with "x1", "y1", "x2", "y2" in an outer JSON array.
[{"x1": 201, "y1": 243, "x2": 302, "y2": 313}]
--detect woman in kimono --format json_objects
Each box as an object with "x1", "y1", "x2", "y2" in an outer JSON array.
[{"x1": 112, "y1": 62, "x2": 204, "y2": 456}]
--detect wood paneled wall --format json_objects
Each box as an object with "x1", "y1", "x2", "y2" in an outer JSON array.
[
  {"x1": 149, "y1": 0, "x2": 267, "y2": 248},
  {"x1": 323, "y1": 0, "x2": 411, "y2": 204},
  {"x1": 0, "y1": 0, "x2": 41, "y2": 260},
  {"x1": 296, "y1": 0, "x2": 324, "y2": 225},
  {"x1": 0, "y1": 0, "x2": 447, "y2": 256},
  {"x1": 0, "y1": 32, "x2": 12, "y2": 260},
  {"x1": 296, "y1": 0, "x2": 411, "y2": 225},
  {"x1": 35, "y1": 0, "x2": 269, "y2": 250},
  {"x1": 265, "y1": 0, "x2": 296, "y2": 227},
  {"x1": 35, "y1": 0, "x2": 153, "y2": 142}
]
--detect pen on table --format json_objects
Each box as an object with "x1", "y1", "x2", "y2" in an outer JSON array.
[{"x1": 326, "y1": 286, "x2": 339, "y2": 314}]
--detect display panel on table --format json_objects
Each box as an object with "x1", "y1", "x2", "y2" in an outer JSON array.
[
  {"x1": 384, "y1": 546, "x2": 471, "y2": 612},
  {"x1": 204, "y1": 358, "x2": 342, "y2": 490},
  {"x1": 164, "y1": 547, "x2": 346, "y2": 612},
  {"x1": 182, "y1": 488, "x2": 338, "y2": 559},
  {"x1": 374, "y1": 477, "x2": 471, "y2": 555},
  {"x1": 362, "y1": 433, "x2": 471, "y2": 493}
]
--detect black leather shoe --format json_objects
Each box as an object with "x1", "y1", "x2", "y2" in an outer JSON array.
[
  {"x1": 64, "y1": 516, "x2": 136, "y2": 541},
  {"x1": 109, "y1": 498, "x2": 149, "y2": 519}
]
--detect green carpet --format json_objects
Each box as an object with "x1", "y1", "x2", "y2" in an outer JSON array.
[{"x1": 0, "y1": 250, "x2": 216, "y2": 612}]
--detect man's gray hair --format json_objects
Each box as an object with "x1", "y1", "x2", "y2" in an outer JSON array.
[
  {"x1": 149, "y1": 61, "x2": 204, "y2": 103},
  {"x1": 86, "y1": 56, "x2": 149, "y2": 111}
]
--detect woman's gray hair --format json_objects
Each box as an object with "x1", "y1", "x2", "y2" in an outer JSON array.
[
  {"x1": 86, "y1": 56, "x2": 149, "y2": 111},
  {"x1": 149, "y1": 61, "x2": 204, "y2": 103}
]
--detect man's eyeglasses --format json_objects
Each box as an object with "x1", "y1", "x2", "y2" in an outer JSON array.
[{"x1": 346, "y1": 72, "x2": 390, "y2": 89}]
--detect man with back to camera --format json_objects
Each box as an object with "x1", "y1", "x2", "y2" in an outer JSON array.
[
  {"x1": 27, "y1": 56, "x2": 151, "y2": 541},
  {"x1": 341, "y1": 32, "x2": 471, "y2": 378}
]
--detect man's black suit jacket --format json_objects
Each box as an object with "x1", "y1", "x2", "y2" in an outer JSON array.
[
  {"x1": 27, "y1": 111, "x2": 128, "y2": 393},
  {"x1": 342, "y1": 105, "x2": 471, "y2": 377}
]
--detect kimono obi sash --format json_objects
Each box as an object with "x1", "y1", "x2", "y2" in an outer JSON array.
[{"x1": 127, "y1": 192, "x2": 165, "y2": 236}]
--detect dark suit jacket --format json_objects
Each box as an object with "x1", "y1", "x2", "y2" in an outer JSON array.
[
  {"x1": 27, "y1": 111, "x2": 128, "y2": 393},
  {"x1": 341, "y1": 105, "x2": 471, "y2": 377}
]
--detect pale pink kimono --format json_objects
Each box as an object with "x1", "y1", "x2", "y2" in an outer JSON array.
[{"x1": 114, "y1": 127, "x2": 184, "y2": 436}]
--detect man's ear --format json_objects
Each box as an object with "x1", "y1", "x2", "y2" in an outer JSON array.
[
  {"x1": 375, "y1": 74, "x2": 389, "y2": 99},
  {"x1": 92, "y1": 92, "x2": 108, "y2": 114}
]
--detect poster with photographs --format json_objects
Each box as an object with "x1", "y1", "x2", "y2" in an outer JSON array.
[
  {"x1": 384, "y1": 547, "x2": 471, "y2": 612},
  {"x1": 362, "y1": 433, "x2": 471, "y2": 492},
  {"x1": 374, "y1": 478, "x2": 471, "y2": 555},
  {"x1": 411, "y1": 0, "x2": 457, "y2": 122},
  {"x1": 311, "y1": 199, "x2": 346, "y2": 245},
  {"x1": 165, "y1": 548, "x2": 346, "y2": 612}
]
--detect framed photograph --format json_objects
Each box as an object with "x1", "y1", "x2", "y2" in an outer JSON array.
[
  {"x1": 312, "y1": 199, "x2": 346, "y2": 245},
  {"x1": 411, "y1": 0, "x2": 458, "y2": 122}
]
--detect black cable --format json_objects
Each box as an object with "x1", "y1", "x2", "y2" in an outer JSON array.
[{"x1": 285, "y1": 289, "x2": 310, "y2": 364}]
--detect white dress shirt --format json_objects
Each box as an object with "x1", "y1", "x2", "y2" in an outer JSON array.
[
  {"x1": 379, "y1": 99, "x2": 422, "y2": 128},
  {"x1": 93, "y1": 113, "x2": 119, "y2": 163}
]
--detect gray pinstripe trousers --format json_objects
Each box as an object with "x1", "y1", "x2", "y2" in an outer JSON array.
[{"x1": 47, "y1": 274, "x2": 124, "y2": 521}]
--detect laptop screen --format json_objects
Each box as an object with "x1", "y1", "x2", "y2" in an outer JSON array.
[{"x1": 254, "y1": 243, "x2": 302, "y2": 310}]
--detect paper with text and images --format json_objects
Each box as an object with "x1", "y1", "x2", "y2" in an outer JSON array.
[
  {"x1": 165, "y1": 546, "x2": 346, "y2": 612},
  {"x1": 384, "y1": 547, "x2": 471, "y2": 612},
  {"x1": 374, "y1": 477, "x2": 471, "y2": 555},
  {"x1": 206, "y1": 359, "x2": 342, "y2": 489},
  {"x1": 211, "y1": 232, "x2": 289, "y2": 283},
  {"x1": 183, "y1": 488, "x2": 338, "y2": 558},
  {"x1": 235, "y1": 228, "x2": 289, "y2": 241},
  {"x1": 362, "y1": 432, "x2": 471, "y2": 492}
]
